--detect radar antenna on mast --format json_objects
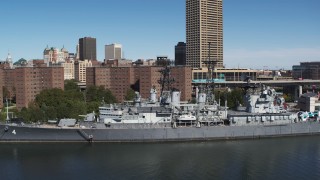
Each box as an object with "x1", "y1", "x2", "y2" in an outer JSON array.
[
  {"x1": 158, "y1": 65, "x2": 175, "y2": 97},
  {"x1": 202, "y1": 42, "x2": 217, "y2": 104}
]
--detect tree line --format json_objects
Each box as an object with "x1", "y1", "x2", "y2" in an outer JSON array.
[{"x1": 17, "y1": 80, "x2": 117, "y2": 122}]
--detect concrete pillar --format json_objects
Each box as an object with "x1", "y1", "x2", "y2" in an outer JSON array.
[
  {"x1": 294, "y1": 85, "x2": 303, "y2": 101},
  {"x1": 294, "y1": 86, "x2": 299, "y2": 101},
  {"x1": 299, "y1": 85, "x2": 303, "y2": 97}
]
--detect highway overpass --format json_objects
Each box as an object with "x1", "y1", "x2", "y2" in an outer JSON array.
[{"x1": 192, "y1": 79, "x2": 320, "y2": 87}]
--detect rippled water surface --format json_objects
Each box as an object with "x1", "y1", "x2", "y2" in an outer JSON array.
[{"x1": 1, "y1": 136, "x2": 320, "y2": 180}]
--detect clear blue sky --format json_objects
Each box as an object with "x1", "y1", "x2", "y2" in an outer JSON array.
[{"x1": 0, "y1": 0, "x2": 319, "y2": 69}]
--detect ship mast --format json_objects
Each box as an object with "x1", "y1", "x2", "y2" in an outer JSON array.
[
  {"x1": 202, "y1": 42, "x2": 217, "y2": 105},
  {"x1": 158, "y1": 64, "x2": 175, "y2": 97}
]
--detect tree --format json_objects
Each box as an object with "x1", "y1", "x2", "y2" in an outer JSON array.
[
  {"x1": 283, "y1": 93, "x2": 294, "y2": 103},
  {"x1": 2, "y1": 87, "x2": 9, "y2": 100},
  {"x1": 125, "y1": 88, "x2": 136, "y2": 101},
  {"x1": 24, "y1": 102, "x2": 45, "y2": 122},
  {"x1": 64, "y1": 79, "x2": 80, "y2": 92},
  {"x1": 13, "y1": 58, "x2": 27, "y2": 66},
  {"x1": 16, "y1": 85, "x2": 116, "y2": 122},
  {"x1": 86, "y1": 85, "x2": 98, "y2": 102},
  {"x1": 33, "y1": 88, "x2": 86, "y2": 120},
  {"x1": 85, "y1": 86, "x2": 116, "y2": 113},
  {"x1": 11, "y1": 86, "x2": 16, "y2": 103},
  {"x1": 215, "y1": 88, "x2": 244, "y2": 109},
  {"x1": 86, "y1": 85, "x2": 116, "y2": 104},
  {"x1": 19, "y1": 107, "x2": 32, "y2": 122},
  {"x1": 86, "y1": 101, "x2": 100, "y2": 114},
  {"x1": 35, "y1": 88, "x2": 65, "y2": 108}
]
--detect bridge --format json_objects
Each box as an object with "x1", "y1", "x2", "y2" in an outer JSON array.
[
  {"x1": 192, "y1": 79, "x2": 320, "y2": 87},
  {"x1": 192, "y1": 79, "x2": 320, "y2": 100}
]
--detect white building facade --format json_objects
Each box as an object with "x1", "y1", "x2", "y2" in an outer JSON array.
[{"x1": 75, "y1": 60, "x2": 92, "y2": 82}]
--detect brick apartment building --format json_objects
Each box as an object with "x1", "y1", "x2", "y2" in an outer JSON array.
[
  {"x1": 12, "y1": 67, "x2": 64, "y2": 109},
  {"x1": 0, "y1": 68, "x2": 3, "y2": 108},
  {"x1": 86, "y1": 66, "x2": 192, "y2": 102},
  {"x1": 1, "y1": 58, "x2": 191, "y2": 110},
  {"x1": 135, "y1": 66, "x2": 162, "y2": 102},
  {"x1": 0, "y1": 62, "x2": 13, "y2": 108},
  {"x1": 2, "y1": 68, "x2": 15, "y2": 99},
  {"x1": 170, "y1": 66, "x2": 193, "y2": 101},
  {"x1": 86, "y1": 67, "x2": 135, "y2": 102}
]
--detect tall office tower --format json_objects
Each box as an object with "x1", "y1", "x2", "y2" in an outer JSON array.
[
  {"x1": 105, "y1": 44, "x2": 122, "y2": 60},
  {"x1": 79, "y1": 37, "x2": 97, "y2": 61},
  {"x1": 186, "y1": 0, "x2": 223, "y2": 68},
  {"x1": 175, "y1": 42, "x2": 186, "y2": 66}
]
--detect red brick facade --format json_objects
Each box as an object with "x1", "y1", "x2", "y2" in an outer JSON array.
[
  {"x1": 86, "y1": 66, "x2": 192, "y2": 102},
  {"x1": 14, "y1": 67, "x2": 64, "y2": 109},
  {"x1": 171, "y1": 66, "x2": 193, "y2": 101}
]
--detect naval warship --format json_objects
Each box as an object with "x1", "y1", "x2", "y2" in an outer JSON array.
[{"x1": 1, "y1": 68, "x2": 320, "y2": 142}]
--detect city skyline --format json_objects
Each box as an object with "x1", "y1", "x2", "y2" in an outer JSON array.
[{"x1": 0, "y1": 0, "x2": 319, "y2": 69}]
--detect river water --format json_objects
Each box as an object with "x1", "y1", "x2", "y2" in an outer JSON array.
[{"x1": 1, "y1": 136, "x2": 320, "y2": 180}]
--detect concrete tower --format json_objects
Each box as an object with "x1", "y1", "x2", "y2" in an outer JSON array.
[
  {"x1": 79, "y1": 37, "x2": 97, "y2": 61},
  {"x1": 105, "y1": 44, "x2": 122, "y2": 60},
  {"x1": 186, "y1": 0, "x2": 223, "y2": 68}
]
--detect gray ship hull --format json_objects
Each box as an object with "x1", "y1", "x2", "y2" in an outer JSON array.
[{"x1": 1, "y1": 122, "x2": 320, "y2": 142}]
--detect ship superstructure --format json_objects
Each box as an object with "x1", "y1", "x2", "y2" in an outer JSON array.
[{"x1": 228, "y1": 79, "x2": 298, "y2": 126}]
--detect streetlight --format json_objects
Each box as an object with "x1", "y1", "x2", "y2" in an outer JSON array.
[{"x1": 6, "y1": 98, "x2": 10, "y2": 122}]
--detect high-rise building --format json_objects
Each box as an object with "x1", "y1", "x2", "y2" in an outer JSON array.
[
  {"x1": 186, "y1": 0, "x2": 223, "y2": 68},
  {"x1": 62, "y1": 61, "x2": 75, "y2": 80},
  {"x1": 175, "y1": 42, "x2": 186, "y2": 66},
  {"x1": 105, "y1": 43, "x2": 122, "y2": 60},
  {"x1": 74, "y1": 60, "x2": 93, "y2": 83},
  {"x1": 79, "y1": 37, "x2": 97, "y2": 61}
]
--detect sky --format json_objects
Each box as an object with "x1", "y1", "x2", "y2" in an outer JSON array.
[{"x1": 0, "y1": 0, "x2": 319, "y2": 69}]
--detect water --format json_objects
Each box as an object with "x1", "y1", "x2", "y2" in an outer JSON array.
[{"x1": 1, "y1": 136, "x2": 320, "y2": 180}]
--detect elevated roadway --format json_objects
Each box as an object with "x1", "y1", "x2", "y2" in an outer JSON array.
[
  {"x1": 193, "y1": 79, "x2": 320, "y2": 100},
  {"x1": 193, "y1": 79, "x2": 320, "y2": 87}
]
